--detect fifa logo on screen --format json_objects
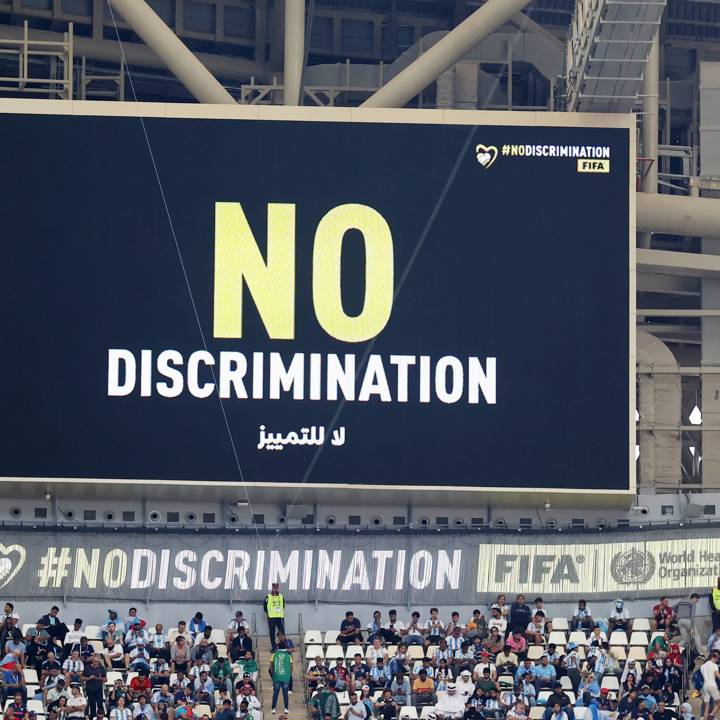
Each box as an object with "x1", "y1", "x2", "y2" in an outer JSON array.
[{"x1": 213, "y1": 203, "x2": 394, "y2": 343}]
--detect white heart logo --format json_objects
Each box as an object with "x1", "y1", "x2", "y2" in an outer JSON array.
[
  {"x1": 475, "y1": 144, "x2": 498, "y2": 169},
  {"x1": 0, "y1": 545, "x2": 26, "y2": 589}
]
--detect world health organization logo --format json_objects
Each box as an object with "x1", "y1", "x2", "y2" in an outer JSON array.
[{"x1": 610, "y1": 548, "x2": 656, "y2": 585}]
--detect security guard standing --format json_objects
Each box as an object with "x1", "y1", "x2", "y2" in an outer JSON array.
[
  {"x1": 264, "y1": 582, "x2": 285, "y2": 650},
  {"x1": 712, "y1": 577, "x2": 720, "y2": 631}
]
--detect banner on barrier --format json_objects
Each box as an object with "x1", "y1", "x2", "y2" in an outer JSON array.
[{"x1": 0, "y1": 529, "x2": 717, "y2": 603}]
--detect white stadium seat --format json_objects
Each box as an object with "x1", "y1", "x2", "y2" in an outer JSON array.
[
  {"x1": 548, "y1": 631, "x2": 567, "y2": 646},
  {"x1": 323, "y1": 630, "x2": 339, "y2": 645},
  {"x1": 399, "y1": 708, "x2": 419, "y2": 720},
  {"x1": 609, "y1": 631, "x2": 628, "y2": 646},
  {"x1": 630, "y1": 632, "x2": 648, "y2": 646},
  {"x1": 551, "y1": 618, "x2": 569, "y2": 632},
  {"x1": 304, "y1": 630, "x2": 324, "y2": 645},
  {"x1": 306, "y1": 644, "x2": 324, "y2": 659},
  {"x1": 632, "y1": 618, "x2": 651, "y2": 632}
]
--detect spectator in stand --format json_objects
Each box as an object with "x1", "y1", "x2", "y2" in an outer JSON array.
[
  {"x1": 456, "y1": 669, "x2": 475, "y2": 699},
  {"x1": 110, "y1": 696, "x2": 132, "y2": 720},
  {"x1": 102, "y1": 611, "x2": 125, "y2": 637},
  {"x1": 562, "y1": 644, "x2": 582, "y2": 692},
  {"x1": 373, "y1": 688, "x2": 398, "y2": 720},
  {"x1": 533, "y1": 656, "x2": 556, "y2": 693},
  {"x1": 170, "y1": 636, "x2": 191, "y2": 674},
  {"x1": 466, "y1": 609, "x2": 487, "y2": 641},
  {"x1": 337, "y1": 611, "x2": 363, "y2": 648},
  {"x1": 128, "y1": 642, "x2": 151, "y2": 672},
  {"x1": 533, "y1": 600, "x2": 553, "y2": 632},
  {"x1": 411, "y1": 668, "x2": 435, "y2": 708},
  {"x1": 546, "y1": 703, "x2": 569, "y2": 720},
  {"x1": 39, "y1": 607, "x2": 70, "y2": 644},
  {"x1": 81, "y1": 653, "x2": 107, "y2": 718},
  {"x1": 62, "y1": 650, "x2": 83, "y2": 684},
  {"x1": 308, "y1": 655, "x2": 329, "y2": 692},
  {"x1": 405, "y1": 613, "x2": 424, "y2": 647},
  {"x1": 647, "y1": 631, "x2": 672, "y2": 661},
  {"x1": 707, "y1": 628, "x2": 720, "y2": 655},
  {"x1": 578, "y1": 672, "x2": 600, "y2": 699},
  {"x1": 507, "y1": 630, "x2": 527, "y2": 659},
  {"x1": 509, "y1": 597, "x2": 532, "y2": 636},
  {"x1": 701, "y1": 651, "x2": 720, "y2": 720},
  {"x1": 488, "y1": 606, "x2": 507, "y2": 637},
  {"x1": 454, "y1": 643, "x2": 475, "y2": 675},
  {"x1": 1, "y1": 603, "x2": 20, "y2": 627},
  {"x1": 369, "y1": 657, "x2": 390, "y2": 691},
  {"x1": 102, "y1": 636, "x2": 125, "y2": 669},
  {"x1": 187, "y1": 613, "x2": 206, "y2": 641},
  {"x1": 383, "y1": 611, "x2": 404, "y2": 646},
  {"x1": 193, "y1": 670, "x2": 215, "y2": 711},
  {"x1": 312, "y1": 684, "x2": 341, "y2": 720},
  {"x1": 483, "y1": 627, "x2": 504, "y2": 656},
  {"x1": 124, "y1": 608, "x2": 144, "y2": 631},
  {"x1": 609, "y1": 600, "x2": 630, "y2": 633},
  {"x1": 571, "y1": 601, "x2": 594, "y2": 632},
  {"x1": 446, "y1": 612, "x2": 466, "y2": 637},
  {"x1": 226, "y1": 610, "x2": 249, "y2": 647},
  {"x1": 507, "y1": 699, "x2": 529, "y2": 720},
  {"x1": 390, "y1": 672, "x2": 411, "y2": 707},
  {"x1": 367, "y1": 638, "x2": 387, "y2": 667},
  {"x1": 329, "y1": 658, "x2": 349, "y2": 691},
  {"x1": 447, "y1": 626, "x2": 465, "y2": 655},
  {"x1": 540, "y1": 682, "x2": 571, "y2": 720},
  {"x1": 129, "y1": 669, "x2": 152, "y2": 701},
  {"x1": 653, "y1": 598, "x2": 676, "y2": 633},
  {"x1": 367, "y1": 611, "x2": 383, "y2": 643},
  {"x1": 66, "y1": 683, "x2": 86, "y2": 720},
  {"x1": 436, "y1": 658, "x2": 453, "y2": 691},
  {"x1": 148, "y1": 624, "x2": 169, "y2": 662},
  {"x1": 348, "y1": 653, "x2": 370, "y2": 691},
  {"x1": 426, "y1": 608, "x2": 446, "y2": 646},
  {"x1": 496, "y1": 645, "x2": 519, "y2": 675},
  {"x1": 229, "y1": 626, "x2": 253, "y2": 662},
  {"x1": 210, "y1": 654, "x2": 233, "y2": 695},
  {"x1": 434, "y1": 639, "x2": 453, "y2": 668},
  {"x1": 675, "y1": 594, "x2": 705, "y2": 657},
  {"x1": 525, "y1": 613, "x2": 546, "y2": 646},
  {"x1": 433, "y1": 683, "x2": 464, "y2": 720}
]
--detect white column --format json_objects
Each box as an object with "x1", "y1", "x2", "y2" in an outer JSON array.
[
  {"x1": 284, "y1": 0, "x2": 305, "y2": 105},
  {"x1": 361, "y1": 0, "x2": 532, "y2": 109},
  {"x1": 108, "y1": 0, "x2": 236, "y2": 103},
  {"x1": 639, "y1": 32, "x2": 660, "y2": 248}
]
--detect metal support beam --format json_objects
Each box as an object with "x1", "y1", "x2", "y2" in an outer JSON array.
[
  {"x1": 107, "y1": 0, "x2": 236, "y2": 103},
  {"x1": 637, "y1": 192, "x2": 720, "y2": 239},
  {"x1": 284, "y1": 0, "x2": 304, "y2": 105},
  {"x1": 0, "y1": 24, "x2": 267, "y2": 82},
  {"x1": 361, "y1": 0, "x2": 532, "y2": 108},
  {"x1": 642, "y1": 32, "x2": 660, "y2": 191}
]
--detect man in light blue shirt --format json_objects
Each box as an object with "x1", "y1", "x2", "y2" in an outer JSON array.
[{"x1": 533, "y1": 656, "x2": 556, "y2": 693}]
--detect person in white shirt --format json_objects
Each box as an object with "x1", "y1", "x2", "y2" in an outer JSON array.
[
  {"x1": 383, "y1": 611, "x2": 405, "y2": 645},
  {"x1": 585, "y1": 628, "x2": 607, "y2": 647},
  {"x1": 507, "y1": 699, "x2": 528, "y2": 720},
  {"x1": 67, "y1": 684, "x2": 87, "y2": 719},
  {"x1": 434, "y1": 683, "x2": 465, "y2": 719},
  {"x1": 472, "y1": 660, "x2": 497, "y2": 682},
  {"x1": 405, "y1": 613, "x2": 425, "y2": 646},
  {"x1": 1, "y1": 603, "x2": 20, "y2": 627},
  {"x1": 701, "y1": 652, "x2": 720, "y2": 720},
  {"x1": 345, "y1": 691, "x2": 367, "y2": 720},
  {"x1": 125, "y1": 624, "x2": 150, "y2": 650},
  {"x1": 455, "y1": 670, "x2": 475, "y2": 699},
  {"x1": 488, "y1": 607, "x2": 507, "y2": 636},
  {"x1": 133, "y1": 694, "x2": 156, "y2": 720},
  {"x1": 445, "y1": 612, "x2": 466, "y2": 637},
  {"x1": 366, "y1": 638, "x2": 387, "y2": 666},
  {"x1": 128, "y1": 644, "x2": 151, "y2": 671},
  {"x1": 608, "y1": 600, "x2": 629, "y2": 633},
  {"x1": 426, "y1": 608, "x2": 446, "y2": 644}
]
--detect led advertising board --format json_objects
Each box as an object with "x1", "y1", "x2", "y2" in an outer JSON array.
[{"x1": 0, "y1": 103, "x2": 635, "y2": 493}]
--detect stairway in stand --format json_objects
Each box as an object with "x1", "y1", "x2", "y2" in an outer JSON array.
[{"x1": 256, "y1": 633, "x2": 307, "y2": 720}]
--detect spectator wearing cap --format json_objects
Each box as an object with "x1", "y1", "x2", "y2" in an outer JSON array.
[
  {"x1": 571, "y1": 601, "x2": 594, "y2": 633},
  {"x1": 466, "y1": 609, "x2": 487, "y2": 641},
  {"x1": 472, "y1": 654, "x2": 497, "y2": 682},
  {"x1": 125, "y1": 609, "x2": 144, "y2": 632},
  {"x1": 126, "y1": 623, "x2": 150, "y2": 652},
  {"x1": 411, "y1": 669, "x2": 435, "y2": 708},
  {"x1": 337, "y1": 612, "x2": 363, "y2": 649},
  {"x1": 66, "y1": 683, "x2": 86, "y2": 720}
]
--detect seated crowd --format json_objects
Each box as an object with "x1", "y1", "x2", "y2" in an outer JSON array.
[
  {"x1": 0, "y1": 604, "x2": 261, "y2": 720},
  {"x1": 306, "y1": 595, "x2": 710, "y2": 720}
]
